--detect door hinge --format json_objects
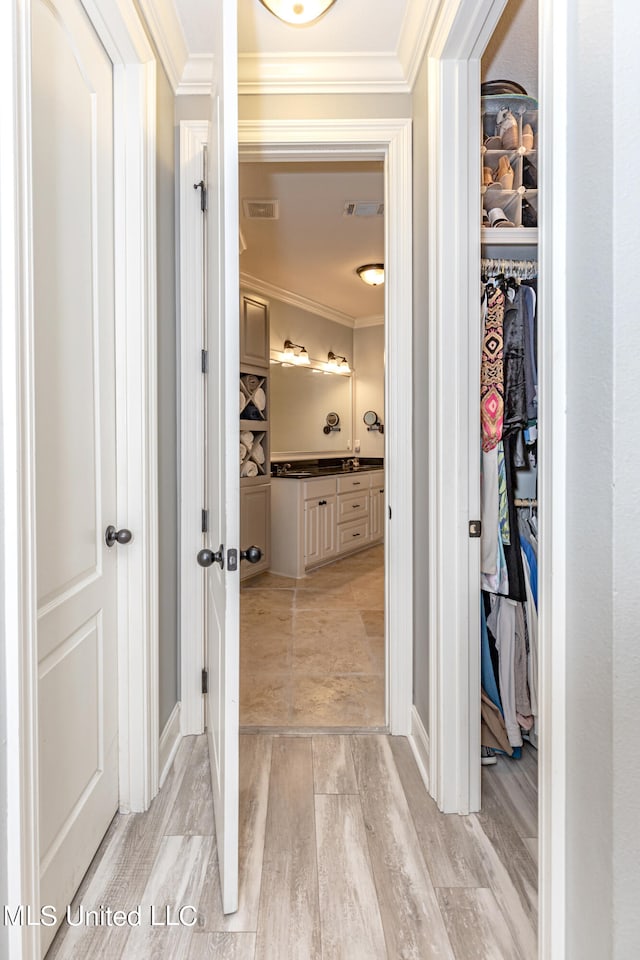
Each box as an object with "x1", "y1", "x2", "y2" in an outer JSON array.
[
  {"x1": 469, "y1": 520, "x2": 482, "y2": 538},
  {"x1": 193, "y1": 179, "x2": 207, "y2": 212},
  {"x1": 201, "y1": 349, "x2": 208, "y2": 373},
  {"x1": 201, "y1": 668, "x2": 208, "y2": 695},
  {"x1": 388, "y1": 506, "x2": 392, "y2": 520},
  {"x1": 201, "y1": 509, "x2": 208, "y2": 533}
]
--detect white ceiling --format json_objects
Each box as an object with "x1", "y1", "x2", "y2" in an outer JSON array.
[
  {"x1": 239, "y1": 161, "x2": 384, "y2": 323},
  {"x1": 154, "y1": 0, "x2": 435, "y2": 93}
]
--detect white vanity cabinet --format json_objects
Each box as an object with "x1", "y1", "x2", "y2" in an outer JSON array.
[
  {"x1": 270, "y1": 469, "x2": 384, "y2": 578},
  {"x1": 368, "y1": 470, "x2": 385, "y2": 542}
]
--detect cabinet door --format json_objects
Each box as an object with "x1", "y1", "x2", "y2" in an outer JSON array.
[
  {"x1": 304, "y1": 499, "x2": 321, "y2": 566},
  {"x1": 369, "y1": 486, "x2": 385, "y2": 542},
  {"x1": 240, "y1": 294, "x2": 269, "y2": 368},
  {"x1": 320, "y1": 495, "x2": 338, "y2": 560},
  {"x1": 240, "y1": 482, "x2": 270, "y2": 580}
]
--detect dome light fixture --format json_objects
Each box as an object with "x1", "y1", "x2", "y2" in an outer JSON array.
[
  {"x1": 258, "y1": 0, "x2": 337, "y2": 26},
  {"x1": 356, "y1": 263, "x2": 385, "y2": 286}
]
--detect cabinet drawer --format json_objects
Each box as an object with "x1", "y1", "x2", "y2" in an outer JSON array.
[
  {"x1": 338, "y1": 517, "x2": 369, "y2": 551},
  {"x1": 304, "y1": 477, "x2": 337, "y2": 501},
  {"x1": 338, "y1": 490, "x2": 369, "y2": 523},
  {"x1": 367, "y1": 470, "x2": 385, "y2": 490},
  {"x1": 337, "y1": 474, "x2": 368, "y2": 494}
]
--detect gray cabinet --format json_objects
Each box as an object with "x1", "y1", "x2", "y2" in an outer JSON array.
[
  {"x1": 240, "y1": 291, "x2": 270, "y2": 579},
  {"x1": 240, "y1": 483, "x2": 270, "y2": 580},
  {"x1": 240, "y1": 294, "x2": 270, "y2": 368}
]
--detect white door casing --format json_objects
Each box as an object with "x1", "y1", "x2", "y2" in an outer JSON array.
[
  {"x1": 2, "y1": 0, "x2": 158, "y2": 956},
  {"x1": 32, "y1": 0, "x2": 119, "y2": 951},
  {"x1": 180, "y1": 121, "x2": 413, "y2": 741},
  {"x1": 204, "y1": 0, "x2": 241, "y2": 915}
]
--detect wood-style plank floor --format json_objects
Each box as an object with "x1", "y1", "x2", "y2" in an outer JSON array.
[{"x1": 47, "y1": 735, "x2": 538, "y2": 960}]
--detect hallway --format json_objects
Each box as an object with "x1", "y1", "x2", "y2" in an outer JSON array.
[{"x1": 47, "y1": 733, "x2": 537, "y2": 959}]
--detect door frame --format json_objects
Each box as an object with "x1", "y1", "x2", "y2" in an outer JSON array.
[
  {"x1": 179, "y1": 117, "x2": 414, "y2": 736},
  {"x1": 1, "y1": 2, "x2": 159, "y2": 957},
  {"x1": 426, "y1": 0, "x2": 567, "y2": 957}
]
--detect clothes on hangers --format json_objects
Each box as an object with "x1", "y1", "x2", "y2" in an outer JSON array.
[{"x1": 480, "y1": 261, "x2": 539, "y2": 758}]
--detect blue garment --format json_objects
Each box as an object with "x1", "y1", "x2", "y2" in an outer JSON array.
[
  {"x1": 481, "y1": 601, "x2": 502, "y2": 712},
  {"x1": 520, "y1": 535, "x2": 538, "y2": 609}
]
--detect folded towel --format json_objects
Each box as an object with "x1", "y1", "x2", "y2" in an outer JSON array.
[
  {"x1": 250, "y1": 442, "x2": 265, "y2": 464},
  {"x1": 253, "y1": 387, "x2": 266, "y2": 411},
  {"x1": 241, "y1": 460, "x2": 258, "y2": 477},
  {"x1": 240, "y1": 431, "x2": 254, "y2": 447},
  {"x1": 244, "y1": 374, "x2": 260, "y2": 392},
  {"x1": 240, "y1": 442, "x2": 247, "y2": 462}
]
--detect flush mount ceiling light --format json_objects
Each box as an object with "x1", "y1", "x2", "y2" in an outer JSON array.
[
  {"x1": 258, "y1": 0, "x2": 337, "y2": 26},
  {"x1": 356, "y1": 263, "x2": 385, "y2": 286}
]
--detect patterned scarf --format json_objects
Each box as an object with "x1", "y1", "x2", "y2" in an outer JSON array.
[{"x1": 481, "y1": 286, "x2": 505, "y2": 452}]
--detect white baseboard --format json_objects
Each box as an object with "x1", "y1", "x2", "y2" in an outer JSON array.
[
  {"x1": 159, "y1": 702, "x2": 182, "y2": 788},
  {"x1": 408, "y1": 704, "x2": 430, "y2": 792}
]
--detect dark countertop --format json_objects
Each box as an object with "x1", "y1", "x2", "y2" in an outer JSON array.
[{"x1": 271, "y1": 459, "x2": 384, "y2": 480}]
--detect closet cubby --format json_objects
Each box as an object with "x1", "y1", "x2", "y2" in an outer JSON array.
[{"x1": 481, "y1": 95, "x2": 538, "y2": 238}]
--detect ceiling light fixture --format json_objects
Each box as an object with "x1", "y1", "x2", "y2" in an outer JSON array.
[
  {"x1": 258, "y1": 0, "x2": 337, "y2": 26},
  {"x1": 356, "y1": 263, "x2": 385, "y2": 286},
  {"x1": 282, "y1": 339, "x2": 310, "y2": 365}
]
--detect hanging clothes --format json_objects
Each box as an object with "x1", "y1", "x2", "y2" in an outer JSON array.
[
  {"x1": 481, "y1": 285, "x2": 505, "y2": 452},
  {"x1": 480, "y1": 261, "x2": 538, "y2": 760}
]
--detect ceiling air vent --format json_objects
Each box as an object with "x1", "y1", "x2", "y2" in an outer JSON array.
[
  {"x1": 242, "y1": 198, "x2": 279, "y2": 220},
  {"x1": 343, "y1": 200, "x2": 384, "y2": 217}
]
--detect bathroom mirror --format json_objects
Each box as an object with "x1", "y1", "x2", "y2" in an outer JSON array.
[{"x1": 270, "y1": 356, "x2": 353, "y2": 458}]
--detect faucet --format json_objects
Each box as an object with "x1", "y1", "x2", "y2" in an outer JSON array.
[{"x1": 275, "y1": 462, "x2": 291, "y2": 477}]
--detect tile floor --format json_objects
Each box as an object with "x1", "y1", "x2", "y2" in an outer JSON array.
[{"x1": 240, "y1": 544, "x2": 385, "y2": 728}]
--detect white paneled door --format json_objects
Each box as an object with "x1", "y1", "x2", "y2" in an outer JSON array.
[
  {"x1": 32, "y1": 0, "x2": 119, "y2": 952},
  {"x1": 201, "y1": 0, "x2": 241, "y2": 916}
]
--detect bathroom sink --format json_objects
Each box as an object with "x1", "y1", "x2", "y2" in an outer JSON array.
[{"x1": 283, "y1": 471, "x2": 313, "y2": 478}]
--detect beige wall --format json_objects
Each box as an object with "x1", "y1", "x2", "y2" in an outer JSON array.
[
  {"x1": 239, "y1": 92, "x2": 412, "y2": 123},
  {"x1": 353, "y1": 324, "x2": 384, "y2": 460},
  {"x1": 156, "y1": 62, "x2": 179, "y2": 732},
  {"x1": 411, "y1": 51, "x2": 430, "y2": 732},
  {"x1": 482, "y1": 0, "x2": 538, "y2": 99}
]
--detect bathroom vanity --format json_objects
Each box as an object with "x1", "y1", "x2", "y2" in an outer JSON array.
[{"x1": 270, "y1": 464, "x2": 384, "y2": 579}]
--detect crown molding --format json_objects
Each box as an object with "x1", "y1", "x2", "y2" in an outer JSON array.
[
  {"x1": 136, "y1": 0, "x2": 188, "y2": 93},
  {"x1": 240, "y1": 273, "x2": 356, "y2": 329},
  {"x1": 177, "y1": 54, "x2": 214, "y2": 96},
  {"x1": 237, "y1": 51, "x2": 410, "y2": 95},
  {"x1": 354, "y1": 314, "x2": 385, "y2": 329},
  {"x1": 398, "y1": 0, "x2": 443, "y2": 90}
]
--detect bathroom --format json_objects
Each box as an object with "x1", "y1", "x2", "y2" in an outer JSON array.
[{"x1": 237, "y1": 159, "x2": 386, "y2": 729}]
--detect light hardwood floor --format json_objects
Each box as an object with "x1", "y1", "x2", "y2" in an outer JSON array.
[
  {"x1": 46, "y1": 734, "x2": 538, "y2": 960},
  {"x1": 240, "y1": 545, "x2": 385, "y2": 728}
]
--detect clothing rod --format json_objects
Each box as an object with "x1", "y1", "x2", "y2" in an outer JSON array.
[
  {"x1": 514, "y1": 498, "x2": 538, "y2": 507},
  {"x1": 481, "y1": 257, "x2": 538, "y2": 280}
]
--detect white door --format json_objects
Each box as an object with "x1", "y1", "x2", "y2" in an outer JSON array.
[
  {"x1": 32, "y1": 0, "x2": 120, "y2": 952},
  {"x1": 201, "y1": 0, "x2": 241, "y2": 915}
]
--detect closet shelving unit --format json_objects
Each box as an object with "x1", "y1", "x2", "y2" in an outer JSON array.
[{"x1": 481, "y1": 94, "x2": 538, "y2": 243}]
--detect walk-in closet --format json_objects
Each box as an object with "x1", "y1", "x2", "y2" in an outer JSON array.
[{"x1": 478, "y1": 3, "x2": 539, "y2": 957}]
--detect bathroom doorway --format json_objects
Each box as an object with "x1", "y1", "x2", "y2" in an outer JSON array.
[{"x1": 237, "y1": 159, "x2": 386, "y2": 729}]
